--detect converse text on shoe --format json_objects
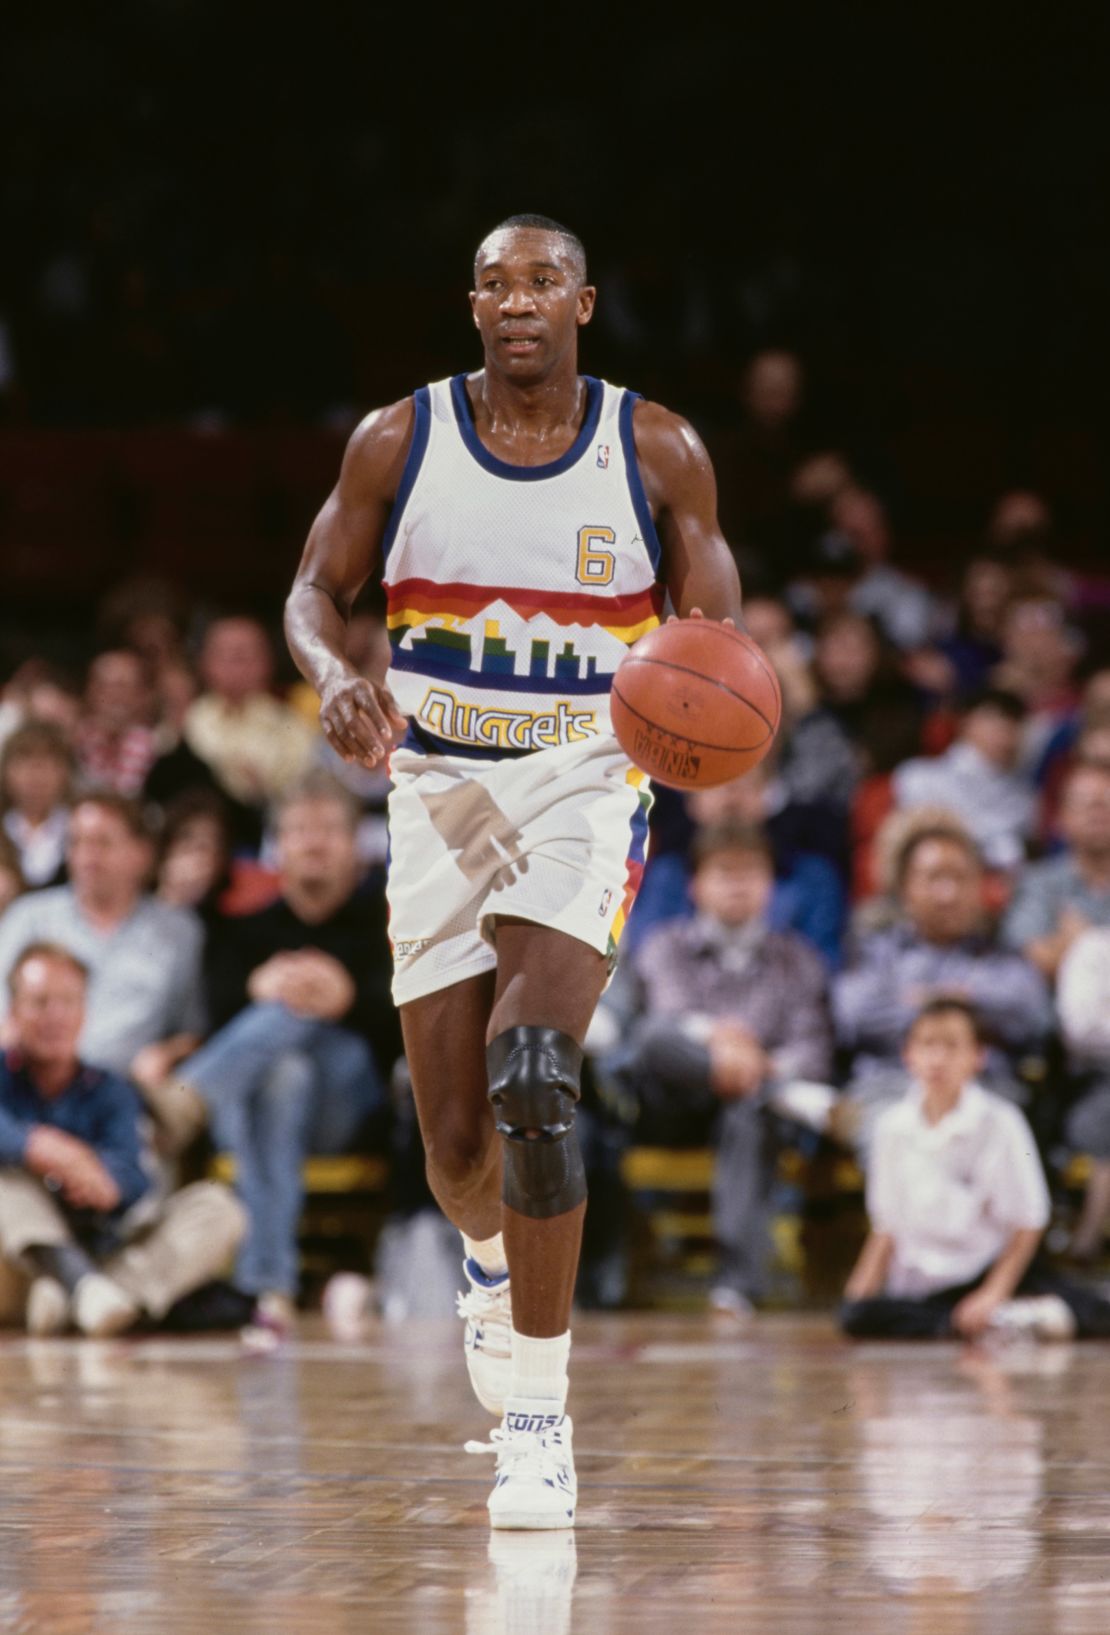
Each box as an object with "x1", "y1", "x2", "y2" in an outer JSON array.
[{"x1": 466, "y1": 1399, "x2": 577, "y2": 1531}]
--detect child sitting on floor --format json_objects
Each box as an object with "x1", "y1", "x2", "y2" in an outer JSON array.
[{"x1": 841, "y1": 996, "x2": 1110, "y2": 1342}]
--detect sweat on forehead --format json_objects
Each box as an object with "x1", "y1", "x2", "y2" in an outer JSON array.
[{"x1": 474, "y1": 217, "x2": 587, "y2": 284}]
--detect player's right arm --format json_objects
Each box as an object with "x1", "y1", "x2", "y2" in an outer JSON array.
[{"x1": 284, "y1": 399, "x2": 414, "y2": 766}]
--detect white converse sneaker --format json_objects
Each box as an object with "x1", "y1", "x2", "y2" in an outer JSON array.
[
  {"x1": 457, "y1": 1258, "x2": 512, "y2": 1415},
  {"x1": 467, "y1": 1400, "x2": 577, "y2": 1530},
  {"x1": 988, "y1": 1295, "x2": 1078, "y2": 1342},
  {"x1": 71, "y1": 1274, "x2": 140, "y2": 1339},
  {"x1": 26, "y1": 1277, "x2": 70, "y2": 1336}
]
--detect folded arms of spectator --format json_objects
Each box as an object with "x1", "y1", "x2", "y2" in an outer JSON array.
[
  {"x1": 247, "y1": 949, "x2": 356, "y2": 1021},
  {"x1": 23, "y1": 1126, "x2": 121, "y2": 1213}
]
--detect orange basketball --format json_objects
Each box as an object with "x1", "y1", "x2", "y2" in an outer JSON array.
[{"x1": 611, "y1": 619, "x2": 782, "y2": 789}]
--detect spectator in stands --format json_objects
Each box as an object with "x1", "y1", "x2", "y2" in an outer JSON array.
[
  {"x1": 0, "y1": 662, "x2": 83, "y2": 751},
  {"x1": 893, "y1": 689, "x2": 1036, "y2": 872},
  {"x1": 1082, "y1": 671, "x2": 1110, "y2": 713},
  {"x1": 711, "y1": 349, "x2": 810, "y2": 574},
  {"x1": 97, "y1": 576, "x2": 189, "y2": 693},
  {"x1": 161, "y1": 773, "x2": 394, "y2": 1330},
  {"x1": 935, "y1": 554, "x2": 1013, "y2": 696},
  {"x1": 1003, "y1": 761, "x2": 1110, "y2": 979},
  {"x1": 1057, "y1": 927, "x2": 1110, "y2": 1263},
  {"x1": 1034, "y1": 669, "x2": 1110, "y2": 836},
  {"x1": 776, "y1": 727, "x2": 861, "y2": 820},
  {"x1": 154, "y1": 790, "x2": 232, "y2": 919},
  {"x1": 788, "y1": 527, "x2": 864, "y2": 632},
  {"x1": 828, "y1": 827, "x2": 1052, "y2": 1151},
  {"x1": 142, "y1": 666, "x2": 259, "y2": 854},
  {"x1": 602, "y1": 822, "x2": 833, "y2": 1317},
  {"x1": 0, "y1": 835, "x2": 24, "y2": 917},
  {"x1": 841, "y1": 998, "x2": 1110, "y2": 1340},
  {"x1": 1078, "y1": 711, "x2": 1110, "y2": 770},
  {"x1": 153, "y1": 660, "x2": 201, "y2": 756},
  {"x1": 27, "y1": 672, "x2": 83, "y2": 741},
  {"x1": 988, "y1": 490, "x2": 1055, "y2": 553},
  {"x1": 0, "y1": 943, "x2": 243, "y2": 1336},
  {"x1": 0, "y1": 680, "x2": 21, "y2": 751},
  {"x1": 829, "y1": 487, "x2": 938, "y2": 652},
  {"x1": 790, "y1": 451, "x2": 854, "y2": 511},
  {"x1": 1, "y1": 721, "x2": 73, "y2": 888},
  {"x1": 994, "y1": 595, "x2": 1082, "y2": 770},
  {"x1": 0, "y1": 794, "x2": 205, "y2": 1086},
  {"x1": 987, "y1": 491, "x2": 1077, "y2": 608},
  {"x1": 814, "y1": 609, "x2": 926, "y2": 769},
  {"x1": 626, "y1": 767, "x2": 847, "y2": 965},
  {"x1": 744, "y1": 348, "x2": 804, "y2": 431},
  {"x1": 780, "y1": 609, "x2": 924, "y2": 811},
  {"x1": 74, "y1": 650, "x2": 158, "y2": 797},
  {"x1": 183, "y1": 616, "x2": 316, "y2": 815}
]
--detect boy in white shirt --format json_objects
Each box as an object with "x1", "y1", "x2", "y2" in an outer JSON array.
[{"x1": 841, "y1": 997, "x2": 1110, "y2": 1341}]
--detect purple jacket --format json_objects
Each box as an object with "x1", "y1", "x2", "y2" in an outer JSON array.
[{"x1": 618, "y1": 915, "x2": 834, "y2": 1083}]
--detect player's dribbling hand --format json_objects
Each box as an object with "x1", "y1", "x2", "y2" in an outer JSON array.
[
  {"x1": 666, "y1": 606, "x2": 738, "y2": 630},
  {"x1": 319, "y1": 673, "x2": 407, "y2": 767}
]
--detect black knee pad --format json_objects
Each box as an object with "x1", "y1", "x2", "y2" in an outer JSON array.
[{"x1": 486, "y1": 1026, "x2": 587, "y2": 1220}]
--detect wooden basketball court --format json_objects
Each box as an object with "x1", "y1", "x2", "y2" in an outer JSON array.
[{"x1": 0, "y1": 1313, "x2": 1106, "y2": 1633}]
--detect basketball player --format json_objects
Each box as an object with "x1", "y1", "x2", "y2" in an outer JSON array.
[{"x1": 284, "y1": 215, "x2": 742, "y2": 1528}]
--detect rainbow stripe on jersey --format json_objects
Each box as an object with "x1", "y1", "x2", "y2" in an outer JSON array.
[{"x1": 381, "y1": 375, "x2": 665, "y2": 760}]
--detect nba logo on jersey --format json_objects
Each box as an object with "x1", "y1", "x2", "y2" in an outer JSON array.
[{"x1": 381, "y1": 374, "x2": 665, "y2": 757}]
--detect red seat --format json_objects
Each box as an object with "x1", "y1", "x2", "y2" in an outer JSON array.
[{"x1": 851, "y1": 773, "x2": 894, "y2": 900}]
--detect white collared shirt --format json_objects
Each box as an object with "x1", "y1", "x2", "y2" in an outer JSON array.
[
  {"x1": 3, "y1": 806, "x2": 68, "y2": 887},
  {"x1": 868, "y1": 1081, "x2": 1050, "y2": 1297}
]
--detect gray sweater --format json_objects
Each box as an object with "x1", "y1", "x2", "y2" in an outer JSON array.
[{"x1": 0, "y1": 887, "x2": 206, "y2": 1077}]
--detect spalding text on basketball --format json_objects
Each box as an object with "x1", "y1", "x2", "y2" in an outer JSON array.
[{"x1": 631, "y1": 728, "x2": 701, "y2": 782}]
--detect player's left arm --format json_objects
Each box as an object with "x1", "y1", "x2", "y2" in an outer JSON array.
[{"x1": 632, "y1": 400, "x2": 743, "y2": 623}]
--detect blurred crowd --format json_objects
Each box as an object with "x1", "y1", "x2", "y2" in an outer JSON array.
[{"x1": 1, "y1": 348, "x2": 1109, "y2": 1339}]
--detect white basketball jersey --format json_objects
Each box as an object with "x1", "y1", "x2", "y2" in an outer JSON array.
[{"x1": 382, "y1": 374, "x2": 664, "y2": 760}]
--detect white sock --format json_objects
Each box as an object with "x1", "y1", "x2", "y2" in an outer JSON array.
[
  {"x1": 462, "y1": 1231, "x2": 508, "y2": 1279},
  {"x1": 508, "y1": 1328, "x2": 570, "y2": 1409}
]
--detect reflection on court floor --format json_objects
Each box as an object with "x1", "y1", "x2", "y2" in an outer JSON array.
[{"x1": 0, "y1": 1316, "x2": 1107, "y2": 1634}]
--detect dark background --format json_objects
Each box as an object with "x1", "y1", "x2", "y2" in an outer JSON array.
[{"x1": 1, "y1": 4, "x2": 1106, "y2": 646}]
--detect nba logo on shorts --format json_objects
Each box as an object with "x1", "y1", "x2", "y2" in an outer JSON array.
[
  {"x1": 598, "y1": 888, "x2": 613, "y2": 917},
  {"x1": 596, "y1": 444, "x2": 610, "y2": 469}
]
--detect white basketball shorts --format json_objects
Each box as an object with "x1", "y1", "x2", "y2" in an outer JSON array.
[{"x1": 386, "y1": 734, "x2": 652, "y2": 1006}]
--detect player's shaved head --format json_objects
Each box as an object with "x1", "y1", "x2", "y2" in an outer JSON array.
[{"x1": 474, "y1": 215, "x2": 588, "y2": 286}]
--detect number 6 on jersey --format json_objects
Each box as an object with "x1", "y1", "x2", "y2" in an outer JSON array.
[{"x1": 575, "y1": 525, "x2": 616, "y2": 586}]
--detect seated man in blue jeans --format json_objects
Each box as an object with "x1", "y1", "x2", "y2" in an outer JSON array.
[
  {"x1": 166, "y1": 773, "x2": 394, "y2": 1331},
  {"x1": 600, "y1": 822, "x2": 833, "y2": 1316}
]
